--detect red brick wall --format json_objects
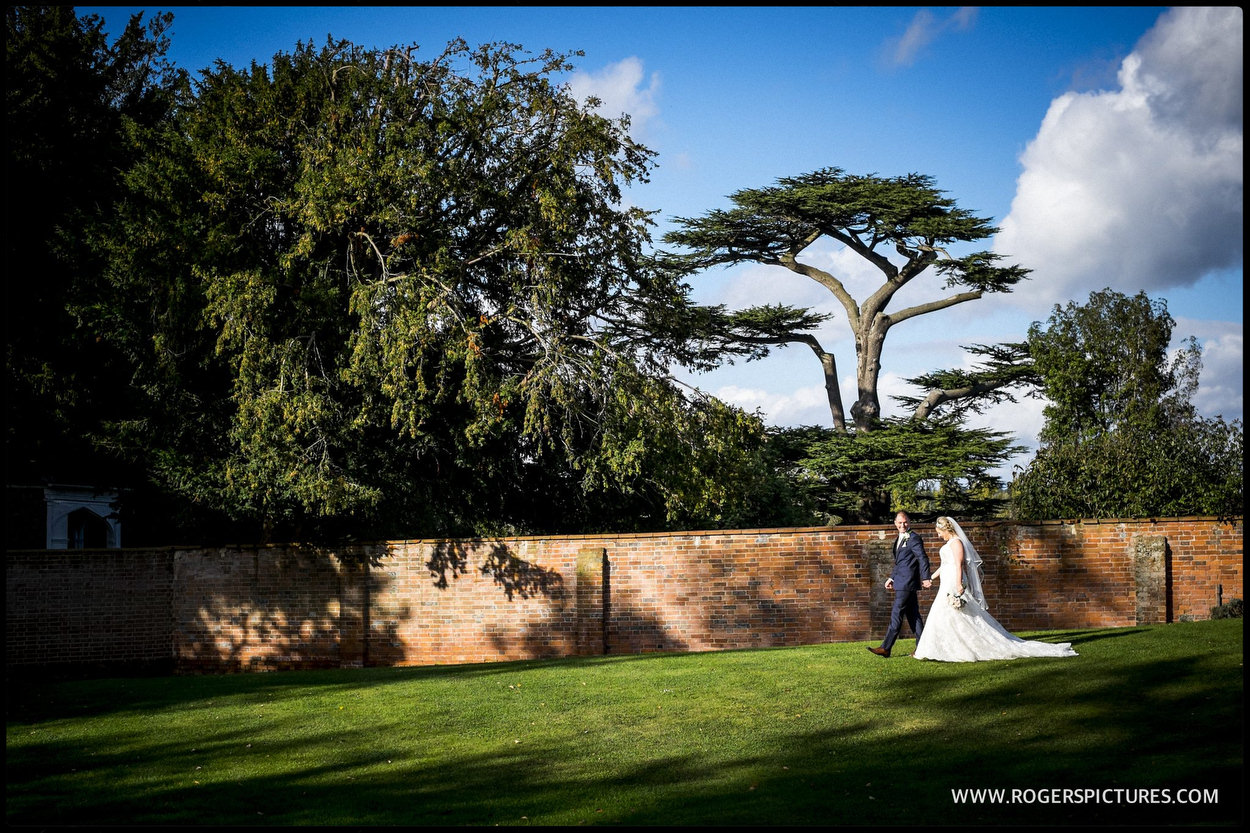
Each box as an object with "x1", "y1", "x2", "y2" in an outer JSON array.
[
  {"x1": 5, "y1": 550, "x2": 174, "y2": 671},
  {"x1": 5, "y1": 517, "x2": 1241, "y2": 674}
]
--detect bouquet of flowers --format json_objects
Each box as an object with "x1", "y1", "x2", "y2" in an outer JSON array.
[{"x1": 948, "y1": 587, "x2": 967, "y2": 609}]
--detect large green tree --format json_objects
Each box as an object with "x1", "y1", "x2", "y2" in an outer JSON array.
[
  {"x1": 5, "y1": 6, "x2": 182, "y2": 488},
  {"x1": 1011, "y1": 289, "x2": 1243, "y2": 519},
  {"x1": 662, "y1": 168, "x2": 1032, "y2": 432},
  {"x1": 92, "y1": 35, "x2": 795, "y2": 540}
]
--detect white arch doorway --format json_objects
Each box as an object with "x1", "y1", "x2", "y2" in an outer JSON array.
[{"x1": 44, "y1": 485, "x2": 121, "y2": 549}]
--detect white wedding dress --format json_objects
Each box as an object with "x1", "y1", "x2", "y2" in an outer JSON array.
[{"x1": 913, "y1": 539, "x2": 1078, "y2": 662}]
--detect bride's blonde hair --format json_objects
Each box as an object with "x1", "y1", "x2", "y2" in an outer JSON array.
[{"x1": 935, "y1": 516, "x2": 957, "y2": 534}]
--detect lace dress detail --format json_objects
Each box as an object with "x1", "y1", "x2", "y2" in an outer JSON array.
[{"x1": 913, "y1": 540, "x2": 1077, "y2": 662}]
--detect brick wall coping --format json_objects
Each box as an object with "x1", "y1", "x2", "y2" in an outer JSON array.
[{"x1": 6, "y1": 514, "x2": 1240, "y2": 553}]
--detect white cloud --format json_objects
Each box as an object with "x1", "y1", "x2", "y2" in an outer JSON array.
[
  {"x1": 995, "y1": 6, "x2": 1243, "y2": 310},
  {"x1": 885, "y1": 7, "x2": 978, "y2": 68},
  {"x1": 1133, "y1": 6, "x2": 1244, "y2": 135},
  {"x1": 1186, "y1": 327, "x2": 1244, "y2": 420},
  {"x1": 566, "y1": 56, "x2": 660, "y2": 137},
  {"x1": 711, "y1": 384, "x2": 830, "y2": 426}
]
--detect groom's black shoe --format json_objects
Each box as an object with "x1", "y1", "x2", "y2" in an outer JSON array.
[{"x1": 867, "y1": 646, "x2": 890, "y2": 658}]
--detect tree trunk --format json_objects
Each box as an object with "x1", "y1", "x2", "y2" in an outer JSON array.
[
  {"x1": 851, "y1": 320, "x2": 887, "y2": 430},
  {"x1": 818, "y1": 350, "x2": 848, "y2": 432}
]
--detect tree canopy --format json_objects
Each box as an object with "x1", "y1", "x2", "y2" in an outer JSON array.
[
  {"x1": 45, "y1": 29, "x2": 801, "y2": 541},
  {"x1": 5, "y1": 6, "x2": 183, "y2": 488},
  {"x1": 766, "y1": 420, "x2": 1023, "y2": 525},
  {"x1": 663, "y1": 168, "x2": 1032, "y2": 432},
  {"x1": 1011, "y1": 289, "x2": 1243, "y2": 520}
]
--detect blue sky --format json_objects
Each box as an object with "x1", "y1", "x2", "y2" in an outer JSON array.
[{"x1": 83, "y1": 6, "x2": 1243, "y2": 476}]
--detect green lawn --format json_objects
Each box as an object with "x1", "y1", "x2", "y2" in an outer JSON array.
[{"x1": 6, "y1": 619, "x2": 1243, "y2": 826}]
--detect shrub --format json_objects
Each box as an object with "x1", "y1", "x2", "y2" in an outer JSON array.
[{"x1": 1209, "y1": 598, "x2": 1243, "y2": 619}]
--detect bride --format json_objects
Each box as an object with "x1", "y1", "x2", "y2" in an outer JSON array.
[{"x1": 913, "y1": 516, "x2": 1078, "y2": 662}]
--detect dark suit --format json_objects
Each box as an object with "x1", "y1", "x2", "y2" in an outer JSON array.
[{"x1": 882, "y1": 532, "x2": 932, "y2": 652}]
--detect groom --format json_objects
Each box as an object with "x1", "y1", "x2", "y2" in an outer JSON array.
[{"x1": 868, "y1": 511, "x2": 931, "y2": 658}]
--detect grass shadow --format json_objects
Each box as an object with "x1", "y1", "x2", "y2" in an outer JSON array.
[{"x1": 6, "y1": 622, "x2": 1242, "y2": 826}]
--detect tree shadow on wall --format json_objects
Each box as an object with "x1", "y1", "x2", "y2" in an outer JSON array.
[
  {"x1": 180, "y1": 543, "x2": 402, "y2": 674},
  {"x1": 421, "y1": 538, "x2": 687, "y2": 663},
  {"x1": 975, "y1": 523, "x2": 1161, "y2": 630},
  {"x1": 420, "y1": 538, "x2": 573, "y2": 661},
  {"x1": 425, "y1": 539, "x2": 564, "y2": 601}
]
